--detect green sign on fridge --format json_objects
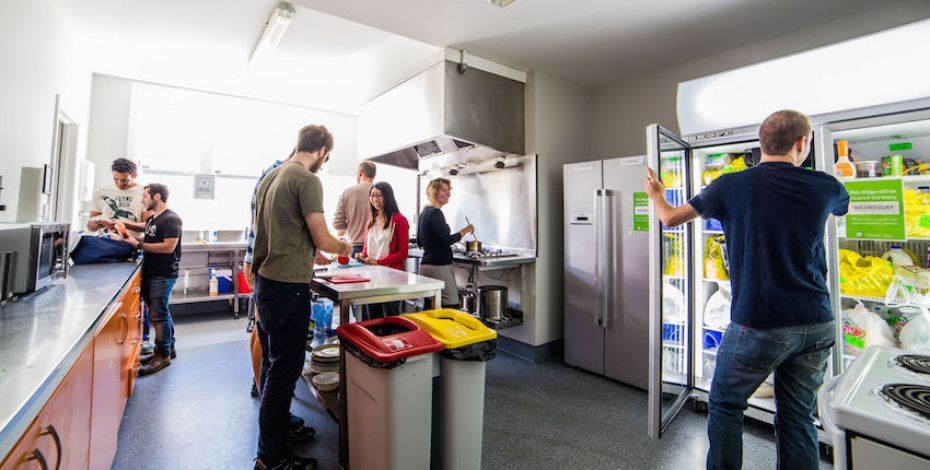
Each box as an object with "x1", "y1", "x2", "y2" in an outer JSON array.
[
  {"x1": 844, "y1": 179, "x2": 905, "y2": 240},
  {"x1": 633, "y1": 192, "x2": 649, "y2": 232}
]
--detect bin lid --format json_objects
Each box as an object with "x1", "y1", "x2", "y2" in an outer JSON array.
[
  {"x1": 402, "y1": 309, "x2": 498, "y2": 349},
  {"x1": 336, "y1": 316, "x2": 443, "y2": 365}
]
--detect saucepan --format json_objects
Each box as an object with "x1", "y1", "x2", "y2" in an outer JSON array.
[{"x1": 465, "y1": 216, "x2": 482, "y2": 253}]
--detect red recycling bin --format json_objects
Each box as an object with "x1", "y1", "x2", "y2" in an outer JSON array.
[{"x1": 337, "y1": 317, "x2": 444, "y2": 470}]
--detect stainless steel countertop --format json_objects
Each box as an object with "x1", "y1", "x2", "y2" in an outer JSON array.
[
  {"x1": 311, "y1": 265, "x2": 444, "y2": 302},
  {"x1": 182, "y1": 241, "x2": 248, "y2": 252},
  {"x1": 0, "y1": 262, "x2": 139, "y2": 458},
  {"x1": 407, "y1": 247, "x2": 536, "y2": 269}
]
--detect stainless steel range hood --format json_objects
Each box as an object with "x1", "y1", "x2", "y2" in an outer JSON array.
[{"x1": 359, "y1": 59, "x2": 525, "y2": 171}]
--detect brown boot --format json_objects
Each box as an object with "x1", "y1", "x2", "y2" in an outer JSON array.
[
  {"x1": 140, "y1": 348, "x2": 176, "y2": 365},
  {"x1": 138, "y1": 351, "x2": 171, "y2": 376}
]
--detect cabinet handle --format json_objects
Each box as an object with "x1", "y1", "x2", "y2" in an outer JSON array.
[
  {"x1": 41, "y1": 425, "x2": 62, "y2": 470},
  {"x1": 117, "y1": 313, "x2": 129, "y2": 345},
  {"x1": 26, "y1": 449, "x2": 49, "y2": 470}
]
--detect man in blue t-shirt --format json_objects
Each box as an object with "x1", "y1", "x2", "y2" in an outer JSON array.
[{"x1": 645, "y1": 110, "x2": 849, "y2": 469}]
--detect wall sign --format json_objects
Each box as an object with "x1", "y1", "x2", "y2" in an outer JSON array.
[
  {"x1": 844, "y1": 179, "x2": 904, "y2": 241},
  {"x1": 193, "y1": 174, "x2": 215, "y2": 200}
]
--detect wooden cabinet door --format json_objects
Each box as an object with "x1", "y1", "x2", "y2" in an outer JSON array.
[
  {"x1": 121, "y1": 275, "x2": 142, "y2": 399},
  {"x1": 89, "y1": 306, "x2": 126, "y2": 470},
  {"x1": 41, "y1": 346, "x2": 94, "y2": 470},
  {"x1": 0, "y1": 418, "x2": 54, "y2": 470},
  {"x1": 0, "y1": 346, "x2": 94, "y2": 470}
]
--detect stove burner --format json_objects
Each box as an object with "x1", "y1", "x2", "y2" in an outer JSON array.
[
  {"x1": 881, "y1": 383, "x2": 930, "y2": 421},
  {"x1": 895, "y1": 355, "x2": 930, "y2": 376}
]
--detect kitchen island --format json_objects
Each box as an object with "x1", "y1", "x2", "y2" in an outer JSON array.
[{"x1": 0, "y1": 262, "x2": 142, "y2": 469}]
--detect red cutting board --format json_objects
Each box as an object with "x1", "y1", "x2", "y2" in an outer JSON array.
[{"x1": 328, "y1": 274, "x2": 370, "y2": 284}]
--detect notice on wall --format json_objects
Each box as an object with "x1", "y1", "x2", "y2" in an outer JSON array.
[
  {"x1": 193, "y1": 174, "x2": 215, "y2": 200},
  {"x1": 633, "y1": 192, "x2": 650, "y2": 232},
  {"x1": 844, "y1": 179, "x2": 904, "y2": 240}
]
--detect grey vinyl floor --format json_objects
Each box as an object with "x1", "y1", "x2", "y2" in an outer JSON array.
[{"x1": 114, "y1": 312, "x2": 834, "y2": 469}]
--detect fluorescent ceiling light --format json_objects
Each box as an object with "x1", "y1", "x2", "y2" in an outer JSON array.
[
  {"x1": 489, "y1": 0, "x2": 516, "y2": 7},
  {"x1": 250, "y1": 2, "x2": 296, "y2": 62}
]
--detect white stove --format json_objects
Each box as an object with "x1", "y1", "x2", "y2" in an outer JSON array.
[{"x1": 820, "y1": 346, "x2": 930, "y2": 469}]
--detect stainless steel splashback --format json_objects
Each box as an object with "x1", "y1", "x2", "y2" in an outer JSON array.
[{"x1": 418, "y1": 155, "x2": 536, "y2": 251}]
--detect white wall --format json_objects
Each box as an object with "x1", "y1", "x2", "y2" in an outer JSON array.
[
  {"x1": 589, "y1": 0, "x2": 930, "y2": 158},
  {"x1": 500, "y1": 70, "x2": 592, "y2": 347},
  {"x1": 86, "y1": 75, "x2": 132, "y2": 197},
  {"x1": 0, "y1": 0, "x2": 91, "y2": 224}
]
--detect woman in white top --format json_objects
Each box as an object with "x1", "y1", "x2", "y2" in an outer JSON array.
[{"x1": 357, "y1": 182, "x2": 409, "y2": 318}]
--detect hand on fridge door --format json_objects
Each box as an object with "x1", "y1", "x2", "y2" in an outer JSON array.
[{"x1": 645, "y1": 167, "x2": 699, "y2": 228}]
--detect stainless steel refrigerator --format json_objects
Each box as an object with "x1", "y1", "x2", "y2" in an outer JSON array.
[{"x1": 563, "y1": 156, "x2": 650, "y2": 389}]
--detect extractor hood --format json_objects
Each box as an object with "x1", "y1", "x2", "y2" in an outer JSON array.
[{"x1": 358, "y1": 59, "x2": 525, "y2": 171}]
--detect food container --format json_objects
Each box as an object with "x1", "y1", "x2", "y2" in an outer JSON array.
[{"x1": 855, "y1": 161, "x2": 880, "y2": 178}]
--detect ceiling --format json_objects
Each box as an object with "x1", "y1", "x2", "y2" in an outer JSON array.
[
  {"x1": 293, "y1": 0, "x2": 903, "y2": 87},
  {"x1": 47, "y1": 0, "x2": 440, "y2": 113}
]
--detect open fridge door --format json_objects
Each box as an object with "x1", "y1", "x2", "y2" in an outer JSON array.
[{"x1": 647, "y1": 124, "x2": 695, "y2": 438}]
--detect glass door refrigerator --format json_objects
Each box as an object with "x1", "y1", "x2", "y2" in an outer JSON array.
[
  {"x1": 815, "y1": 108, "x2": 930, "y2": 376},
  {"x1": 646, "y1": 124, "x2": 790, "y2": 438}
]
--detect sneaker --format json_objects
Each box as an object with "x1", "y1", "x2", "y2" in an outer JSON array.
[
  {"x1": 140, "y1": 341, "x2": 154, "y2": 355},
  {"x1": 287, "y1": 423, "x2": 316, "y2": 444},
  {"x1": 254, "y1": 455, "x2": 317, "y2": 470},
  {"x1": 251, "y1": 382, "x2": 260, "y2": 398}
]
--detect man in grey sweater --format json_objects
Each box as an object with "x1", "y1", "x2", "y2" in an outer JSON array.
[{"x1": 334, "y1": 161, "x2": 376, "y2": 255}]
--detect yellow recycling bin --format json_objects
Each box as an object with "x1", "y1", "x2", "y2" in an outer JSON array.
[{"x1": 403, "y1": 309, "x2": 498, "y2": 470}]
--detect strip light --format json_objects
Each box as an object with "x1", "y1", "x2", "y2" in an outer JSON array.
[{"x1": 250, "y1": 2, "x2": 296, "y2": 62}]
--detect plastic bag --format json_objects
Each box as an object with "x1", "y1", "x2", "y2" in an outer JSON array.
[
  {"x1": 703, "y1": 283, "x2": 732, "y2": 330},
  {"x1": 663, "y1": 282, "x2": 686, "y2": 324},
  {"x1": 842, "y1": 303, "x2": 897, "y2": 355},
  {"x1": 838, "y1": 249, "x2": 893, "y2": 298},
  {"x1": 704, "y1": 235, "x2": 729, "y2": 281},
  {"x1": 442, "y1": 340, "x2": 497, "y2": 361},
  {"x1": 899, "y1": 312, "x2": 930, "y2": 352},
  {"x1": 703, "y1": 155, "x2": 749, "y2": 185},
  {"x1": 904, "y1": 188, "x2": 930, "y2": 238}
]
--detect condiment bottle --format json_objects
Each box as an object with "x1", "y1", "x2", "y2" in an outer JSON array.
[{"x1": 834, "y1": 140, "x2": 855, "y2": 178}]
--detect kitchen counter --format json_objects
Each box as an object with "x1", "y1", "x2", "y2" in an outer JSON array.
[{"x1": 0, "y1": 262, "x2": 140, "y2": 458}]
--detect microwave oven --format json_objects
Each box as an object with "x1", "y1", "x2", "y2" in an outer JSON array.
[{"x1": 0, "y1": 222, "x2": 70, "y2": 294}]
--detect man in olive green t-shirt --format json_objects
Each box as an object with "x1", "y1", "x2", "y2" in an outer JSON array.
[{"x1": 251, "y1": 125, "x2": 350, "y2": 470}]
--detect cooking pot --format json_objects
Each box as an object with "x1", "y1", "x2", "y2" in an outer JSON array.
[
  {"x1": 459, "y1": 289, "x2": 477, "y2": 314},
  {"x1": 465, "y1": 240, "x2": 482, "y2": 253},
  {"x1": 477, "y1": 285, "x2": 507, "y2": 321}
]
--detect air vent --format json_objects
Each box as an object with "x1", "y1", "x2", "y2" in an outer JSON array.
[{"x1": 414, "y1": 141, "x2": 441, "y2": 157}]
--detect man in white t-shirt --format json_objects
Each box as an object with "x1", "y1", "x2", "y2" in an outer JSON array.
[{"x1": 87, "y1": 158, "x2": 148, "y2": 237}]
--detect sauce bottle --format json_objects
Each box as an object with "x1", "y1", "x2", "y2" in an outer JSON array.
[{"x1": 834, "y1": 140, "x2": 855, "y2": 178}]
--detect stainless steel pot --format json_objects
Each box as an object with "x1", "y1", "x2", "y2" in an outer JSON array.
[
  {"x1": 477, "y1": 285, "x2": 507, "y2": 321},
  {"x1": 459, "y1": 289, "x2": 477, "y2": 314},
  {"x1": 465, "y1": 240, "x2": 482, "y2": 253}
]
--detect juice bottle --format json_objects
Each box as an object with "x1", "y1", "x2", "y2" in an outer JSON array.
[{"x1": 833, "y1": 140, "x2": 855, "y2": 178}]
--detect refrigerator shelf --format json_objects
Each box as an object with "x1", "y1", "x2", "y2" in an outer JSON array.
[
  {"x1": 838, "y1": 235, "x2": 930, "y2": 242},
  {"x1": 840, "y1": 294, "x2": 922, "y2": 308},
  {"x1": 663, "y1": 275, "x2": 686, "y2": 281},
  {"x1": 702, "y1": 278, "x2": 729, "y2": 284},
  {"x1": 703, "y1": 230, "x2": 724, "y2": 235},
  {"x1": 837, "y1": 175, "x2": 930, "y2": 184}
]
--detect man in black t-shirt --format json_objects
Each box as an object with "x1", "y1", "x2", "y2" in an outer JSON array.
[
  {"x1": 126, "y1": 183, "x2": 183, "y2": 376},
  {"x1": 645, "y1": 110, "x2": 849, "y2": 469}
]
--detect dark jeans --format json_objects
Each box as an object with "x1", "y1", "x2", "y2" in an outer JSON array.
[
  {"x1": 254, "y1": 274, "x2": 311, "y2": 464},
  {"x1": 351, "y1": 244, "x2": 364, "y2": 256},
  {"x1": 142, "y1": 276, "x2": 176, "y2": 355},
  {"x1": 707, "y1": 321, "x2": 835, "y2": 470}
]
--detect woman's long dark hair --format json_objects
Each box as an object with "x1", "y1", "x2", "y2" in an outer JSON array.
[{"x1": 368, "y1": 182, "x2": 400, "y2": 230}]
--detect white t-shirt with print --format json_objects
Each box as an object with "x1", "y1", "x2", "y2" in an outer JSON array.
[{"x1": 92, "y1": 185, "x2": 145, "y2": 223}]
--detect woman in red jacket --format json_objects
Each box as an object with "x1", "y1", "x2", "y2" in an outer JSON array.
[{"x1": 357, "y1": 182, "x2": 409, "y2": 317}]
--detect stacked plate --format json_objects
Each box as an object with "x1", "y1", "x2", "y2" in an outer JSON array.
[
  {"x1": 309, "y1": 344, "x2": 340, "y2": 375},
  {"x1": 311, "y1": 372, "x2": 339, "y2": 392}
]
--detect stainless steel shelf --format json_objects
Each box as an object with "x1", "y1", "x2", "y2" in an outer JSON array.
[{"x1": 169, "y1": 288, "x2": 250, "y2": 305}]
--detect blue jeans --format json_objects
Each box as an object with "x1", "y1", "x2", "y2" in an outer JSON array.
[
  {"x1": 142, "y1": 276, "x2": 177, "y2": 355},
  {"x1": 708, "y1": 321, "x2": 835, "y2": 470},
  {"x1": 254, "y1": 275, "x2": 311, "y2": 464}
]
